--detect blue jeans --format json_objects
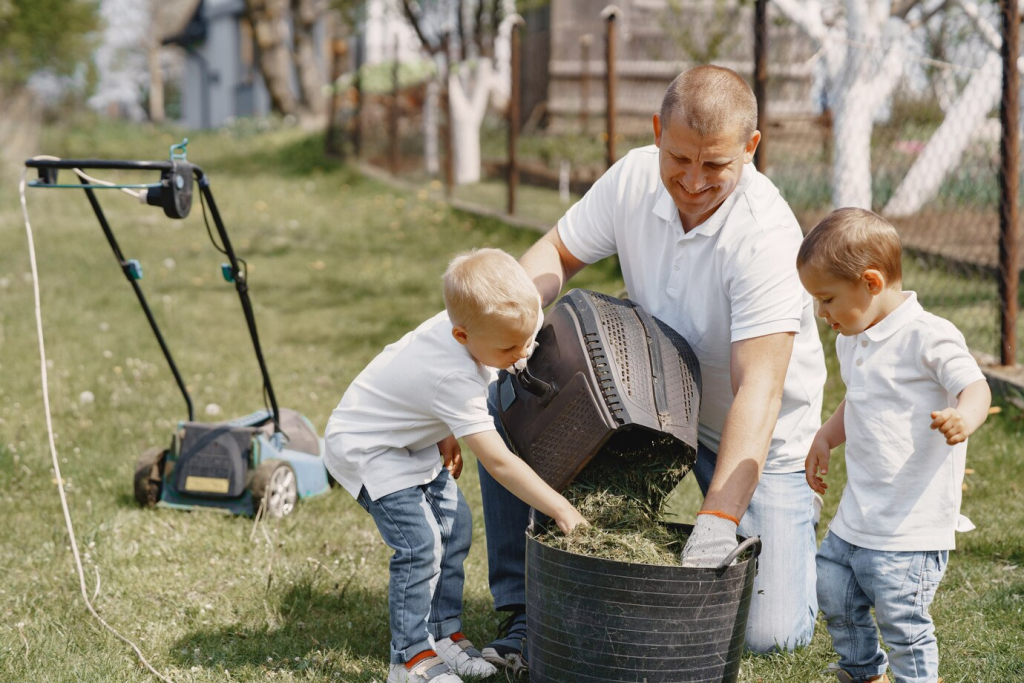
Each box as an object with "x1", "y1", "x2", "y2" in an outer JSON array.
[
  {"x1": 357, "y1": 469, "x2": 472, "y2": 664},
  {"x1": 692, "y1": 443, "x2": 818, "y2": 653},
  {"x1": 479, "y1": 381, "x2": 818, "y2": 652},
  {"x1": 817, "y1": 532, "x2": 948, "y2": 682}
]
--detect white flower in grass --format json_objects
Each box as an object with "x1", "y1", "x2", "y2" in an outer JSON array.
[
  {"x1": 205, "y1": 403, "x2": 222, "y2": 416},
  {"x1": 163, "y1": 258, "x2": 176, "y2": 270},
  {"x1": 79, "y1": 391, "x2": 95, "y2": 405}
]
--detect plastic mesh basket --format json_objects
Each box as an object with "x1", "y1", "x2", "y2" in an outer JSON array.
[{"x1": 497, "y1": 289, "x2": 702, "y2": 491}]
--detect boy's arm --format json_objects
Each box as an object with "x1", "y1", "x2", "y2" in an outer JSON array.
[
  {"x1": 806, "y1": 399, "x2": 846, "y2": 494},
  {"x1": 931, "y1": 379, "x2": 991, "y2": 445},
  {"x1": 816, "y1": 398, "x2": 847, "y2": 449},
  {"x1": 462, "y1": 430, "x2": 587, "y2": 533}
]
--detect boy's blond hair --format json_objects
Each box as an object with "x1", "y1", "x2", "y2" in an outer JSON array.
[
  {"x1": 797, "y1": 208, "x2": 902, "y2": 286},
  {"x1": 443, "y1": 248, "x2": 539, "y2": 333}
]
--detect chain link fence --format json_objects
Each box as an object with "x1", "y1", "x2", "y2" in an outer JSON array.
[{"x1": 329, "y1": 0, "x2": 1022, "y2": 365}]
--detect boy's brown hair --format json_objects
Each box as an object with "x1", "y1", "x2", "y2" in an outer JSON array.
[{"x1": 797, "y1": 208, "x2": 902, "y2": 286}]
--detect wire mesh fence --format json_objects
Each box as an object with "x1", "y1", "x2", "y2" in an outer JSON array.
[{"x1": 328, "y1": 0, "x2": 1022, "y2": 365}]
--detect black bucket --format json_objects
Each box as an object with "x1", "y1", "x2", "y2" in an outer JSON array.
[{"x1": 526, "y1": 522, "x2": 761, "y2": 683}]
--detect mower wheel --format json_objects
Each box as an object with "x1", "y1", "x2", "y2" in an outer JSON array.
[
  {"x1": 252, "y1": 460, "x2": 298, "y2": 518},
  {"x1": 133, "y1": 447, "x2": 166, "y2": 507}
]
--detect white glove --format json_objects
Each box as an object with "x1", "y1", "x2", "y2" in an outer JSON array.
[{"x1": 680, "y1": 513, "x2": 739, "y2": 568}]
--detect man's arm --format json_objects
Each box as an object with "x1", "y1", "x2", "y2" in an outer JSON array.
[
  {"x1": 519, "y1": 228, "x2": 588, "y2": 307},
  {"x1": 702, "y1": 331, "x2": 795, "y2": 520}
]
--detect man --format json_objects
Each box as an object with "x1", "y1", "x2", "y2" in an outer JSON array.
[{"x1": 478, "y1": 65, "x2": 826, "y2": 668}]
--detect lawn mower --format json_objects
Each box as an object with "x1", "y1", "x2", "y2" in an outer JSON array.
[{"x1": 24, "y1": 141, "x2": 331, "y2": 518}]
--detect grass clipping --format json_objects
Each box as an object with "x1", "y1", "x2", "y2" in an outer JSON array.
[{"x1": 535, "y1": 433, "x2": 694, "y2": 565}]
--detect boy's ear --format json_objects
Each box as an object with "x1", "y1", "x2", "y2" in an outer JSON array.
[
  {"x1": 451, "y1": 326, "x2": 469, "y2": 346},
  {"x1": 862, "y1": 269, "x2": 886, "y2": 294}
]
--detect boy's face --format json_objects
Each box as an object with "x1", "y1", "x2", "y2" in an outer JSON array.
[
  {"x1": 653, "y1": 114, "x2": 760, "y2": 230},
  {"x1": 799, "y1": 265, "x2": 879, "y2": 336},
  {"x1": 454, "y1": 316, "x2": 537, "y2": 370}
]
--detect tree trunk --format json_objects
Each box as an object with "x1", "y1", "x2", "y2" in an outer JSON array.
[
  {"x1": 148, "y1": 36, "x2": 164, "y2": 122},
  {"x1": 246, "y1": 0, "x2": 298, "y2": 116},
  {"x1": 884, "y1": 51, "x2": 1003, "y2": 216},
  {"x1": 424, "y1": 77, "x2": 441, "y2": 174},
  {"x1": 291, "y1": 0, "x2": 326, "y2": 119},
  {"x1": 449, "y1": 58, "x2": 496, "y2": 184}
]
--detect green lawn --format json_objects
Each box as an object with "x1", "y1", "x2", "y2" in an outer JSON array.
[{"x1": 0, "y1": 119, "x2": 1021, "y2": 681}]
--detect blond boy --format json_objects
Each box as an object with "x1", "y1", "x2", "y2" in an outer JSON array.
[
  {"x1": 324, "y1": 248, "x2": 585, "y2": 683},
  {"x1": 797, "y1": 208, "x2": 991, "y2": 683}
]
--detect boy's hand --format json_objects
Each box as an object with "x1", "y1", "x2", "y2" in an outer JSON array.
[
  {"x1": 555, "y1": 507, "x2": 588, "y2": 535},
  {"x1": 805, "y1": 435, "x2": 831, "y2": 495},
  {"x1": 930, "y1": 408, "x2": 970, "y2": 445},
  {"x1": 438, "y1": 435, "x2": 463, "y2": 479}
]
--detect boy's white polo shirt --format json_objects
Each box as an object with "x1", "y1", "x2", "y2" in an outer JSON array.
[
  {"x1": 557, "y1": 145, "x2": 825, "y2": 473},
  {"x1": 324, "y1": 311, "x2": 496, "y2": 501},
  {"x1": 831, "y1": 292, "x2": 985, "y2": 551}
]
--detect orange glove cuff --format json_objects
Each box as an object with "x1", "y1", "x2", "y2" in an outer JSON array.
[{"x1": 697, "y1": 510, "x2": 740, "y2": 526}]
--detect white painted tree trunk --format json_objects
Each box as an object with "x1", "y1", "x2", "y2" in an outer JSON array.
[
  {"x1": 883, "y1": 51, "x2": 1002, "y2": 216},
  {"x1": 771, "y1": 0, "x2": 907, "y2": 209},
  {"x1": 424, "y1": 78, "x2": 440, "y2": 175},
  {"x1": 449, "y1": 58, "x2": 497, "y2": 184}
]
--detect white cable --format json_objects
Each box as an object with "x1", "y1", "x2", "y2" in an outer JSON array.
[{"x1": 19, "y1": 167, "x2": 174, "y2": 683}]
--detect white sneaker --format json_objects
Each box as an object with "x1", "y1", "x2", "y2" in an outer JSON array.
[
  {"x1": 812, "y1": 492, "x2": 824, "y2": 530},
  {"x1": 387, "y1": 652, "x2": 463, "y2": 683},
  {"x1": 434, "y1": 632, "x2": 498, "y2": 678}
]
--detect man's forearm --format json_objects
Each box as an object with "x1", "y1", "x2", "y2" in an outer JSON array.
[
  {"x1": 702, "y1": 385, "x2": 781, "y2": 521},
  {"x1": 519, "y1": 231, "x2": 568, "y2": 307}
]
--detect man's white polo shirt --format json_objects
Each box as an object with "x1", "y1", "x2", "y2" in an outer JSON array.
[
  {"x1": 831, "y1": 292, "x2": 985, "y2": 551},
  {"x1": 557, "y1": 145, "x2": 825, "y2": 473}
]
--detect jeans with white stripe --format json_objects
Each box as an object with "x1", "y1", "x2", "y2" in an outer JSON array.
[{"x1": 357, "y1": 468, "x2": 472, "y2": 665}]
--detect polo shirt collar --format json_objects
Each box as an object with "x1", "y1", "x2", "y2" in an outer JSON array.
[
  {"x1": 652, "y1": 163, "x2": 756, "y2": 238},
  {"x1": 862, "y1": 291, "x2": 923, "y2": 342}
]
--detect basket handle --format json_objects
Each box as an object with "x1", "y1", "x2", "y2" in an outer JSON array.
[
  {"x1": 716, "y1": 535, "x2": 762, "y2": 573},
  {"x1": 517, "y1": 366, "x2": 558, "y2": 406}
]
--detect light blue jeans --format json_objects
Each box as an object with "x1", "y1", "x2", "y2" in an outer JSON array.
[
  {"x1": 692, "y1": 443, "x2": 819, "y2": 653},
  {"x1": 478, "y1": 383, "x2": 818, "y2": 653},
  {"x1": 817, "y1": 532, "x2": 948, "y2": 683},
  {"x1": 357, "y1": 469, "x2": 472, "y2": 664}
]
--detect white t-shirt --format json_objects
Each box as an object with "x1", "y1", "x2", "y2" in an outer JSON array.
[
  {"x1": 323, "y1": 311, "x2": 497, "y2": 501},
  {"x1": 558, "y1": 145, "x2": 825, "y2": 472},
  {"x1": 830, "y1": 292, "x2": 985, "y2": 551}
]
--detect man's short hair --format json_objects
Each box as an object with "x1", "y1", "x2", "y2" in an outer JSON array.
[
  {"x1": 797, "y1": 208, "x2": 903, "y2": 285},
  {"x1": 443, "y1": 248, "x2": 539, "y2": 333},
  {"x1": 659, "y1": 65, "x2": 758, "y2": 142}
]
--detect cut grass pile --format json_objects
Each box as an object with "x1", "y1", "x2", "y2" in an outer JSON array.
[{"x1": 535, "y1": 432, "x2": 694, "y2": 565}]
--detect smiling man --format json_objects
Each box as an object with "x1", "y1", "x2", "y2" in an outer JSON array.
[{"x1": 477, "y1": 65, "x2": 827, "y2": 667}]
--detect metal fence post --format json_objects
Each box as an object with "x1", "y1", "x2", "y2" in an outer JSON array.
[
  {"x1": 753, "y1": 0, "x2": 768, "y2": 172},
  {"x1": 389, "y1": 36, "x2": 400, "y2": 175},
  {"x1": 603, "y1": 6, "x2": 620, "y2": 170},
  {"x1": 1000, "y1": 0, "x2": 1020, "y2": 366},
  {"x1": 580, "y1": 34, "x2": 593, "y2": 135},
  {"x1": 442, "y1": 35, "x2": 454, "y2": 199},
  {"x1": 508, "y1": 17, "x2": 523, "y2": 216},
  {"x1": 353, "y1": 36, "x2": 363, "y2": 160}
]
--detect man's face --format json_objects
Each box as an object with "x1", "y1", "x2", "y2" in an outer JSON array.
[{"x1": 653, "y1": 114, "x2": 759, "y2": 231}]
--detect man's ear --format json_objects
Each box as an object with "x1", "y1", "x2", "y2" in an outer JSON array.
[
  {"x1": 452, "y1": 326, "x2": 469, "y2": 346},
  {"x1": 653, "y1": 113, "x2": 662, "y2": 148},
  {"x1": 862, "y1": 269, "x2": 886, "y2": 294},
  {"x1": 743, "y1": 130, "x2": 761, "y2": 164}
]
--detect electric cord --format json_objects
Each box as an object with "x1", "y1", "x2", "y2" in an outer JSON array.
[{"x1": 19, "y1": 164, "x2": 175, "y2": 683}]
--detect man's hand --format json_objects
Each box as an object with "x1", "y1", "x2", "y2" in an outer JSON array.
[
  {"x1": 680, "y1": 513, "x2": 739, "y2": 568},
  {"x1": 805, "y1": 434, "x2": 832, "y2": 494},
  {"x1": 438, "y1": 435, "x2": 463, "y2": 479},
  {"x1": 930, "y1": 408, "x2": 971, "y2": 445}
]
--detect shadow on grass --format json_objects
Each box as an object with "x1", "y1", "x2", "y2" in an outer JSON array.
[{"x1": 169, "y1": 583, "x2": 509, "y2": 679}]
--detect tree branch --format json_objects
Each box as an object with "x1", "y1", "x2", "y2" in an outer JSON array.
[{"x1": 399, "y1": 0, "x2": 440, "y2": 54}]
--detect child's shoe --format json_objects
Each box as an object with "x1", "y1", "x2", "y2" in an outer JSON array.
[
  {"x1": 434, "y1": 632, "x2": 498, "y2": 677},
  {"x1": 387, "y1": 650, "x2": 463, "y2": 683},
  {"x1": 833, "y1": 670, "x2": 890, "y2": 683},
  {"x1": 481, "y1": 607, "x2": 528, "y2": 671}
]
